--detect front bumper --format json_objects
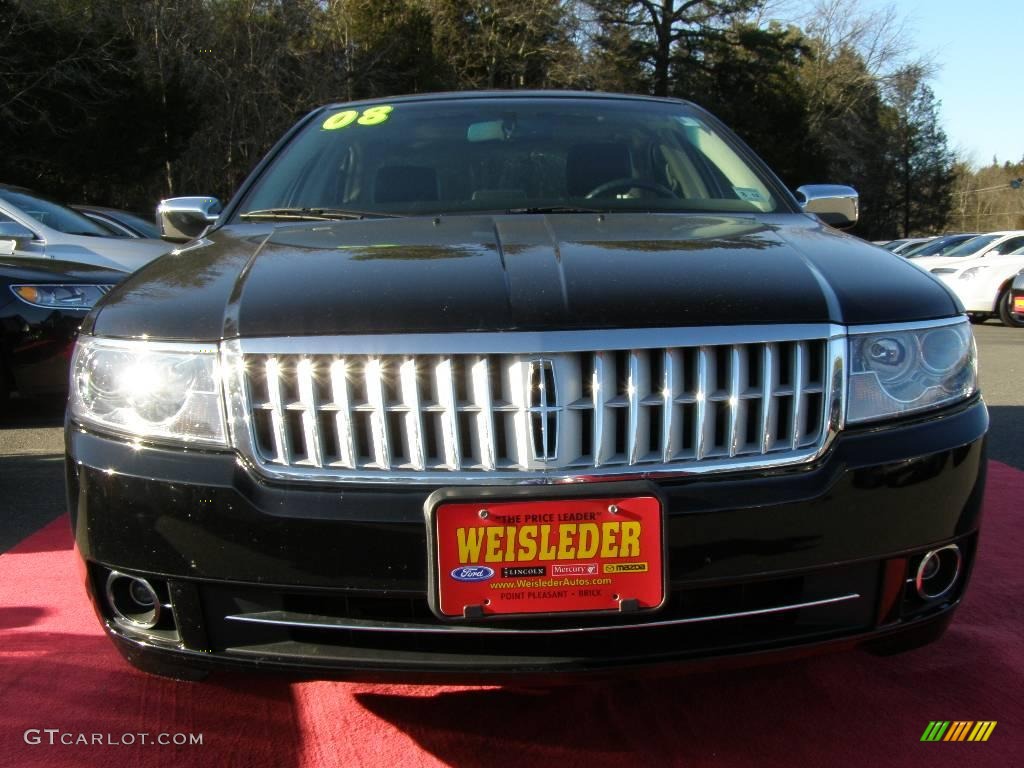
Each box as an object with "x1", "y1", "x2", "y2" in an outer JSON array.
[
  {"x1": 937, "y1": 275, "x2": 995, "y2": 313},
  {"x1": 67, "y1": 397, "x2": 989, "y2": 681}
]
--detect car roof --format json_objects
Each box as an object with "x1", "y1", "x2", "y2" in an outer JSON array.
[{"x1": 320, "y1": 90, "x2": 693, "y2": 112}]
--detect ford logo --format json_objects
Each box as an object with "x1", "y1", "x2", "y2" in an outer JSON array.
[{"x1": 450, "y1": 566, "x2": 495, "y2": 582}]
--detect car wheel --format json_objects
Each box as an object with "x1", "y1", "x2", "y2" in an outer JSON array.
[
  {"x1": 997, "y1": 289, "x2": 1024, "y2": 327},
  {"x1": 967, "y1": 313, "x2": 986, "y2": 325}
]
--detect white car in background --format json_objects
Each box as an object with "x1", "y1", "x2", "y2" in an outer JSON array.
[
  {"x1": 910, "y1": 230, "x2": 1024, "y2": 272},
  {"x1": 932, "y1": 247, "x2": 1024, "y2": 326}
]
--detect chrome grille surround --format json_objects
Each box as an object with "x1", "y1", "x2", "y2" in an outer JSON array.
[{"x1": 223, "y1": 325, "x2": 846, "y2": 485}]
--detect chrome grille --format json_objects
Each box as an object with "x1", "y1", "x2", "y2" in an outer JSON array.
[{"x1": 224, "y1": 327, "x2": 844, "y2": 484}]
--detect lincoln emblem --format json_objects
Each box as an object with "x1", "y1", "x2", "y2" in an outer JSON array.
[{"x1": 526, "y1": 358, "x2": 559, "y2": 461}]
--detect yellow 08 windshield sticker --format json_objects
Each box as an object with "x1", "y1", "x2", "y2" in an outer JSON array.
[{"x1": 322, "y1": 105, "x2": 393, "y2": 130}]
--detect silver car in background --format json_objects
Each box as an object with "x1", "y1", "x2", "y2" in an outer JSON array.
[{"x1": 0, "y1": 185, "x2": 170, "y2": 271}]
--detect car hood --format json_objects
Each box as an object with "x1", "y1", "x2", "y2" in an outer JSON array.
[
  {"x1": 908, "y1": 256, "x2": 966, "y2": 271},
  {"x1": 44, "y1": 236, "x2": 170, "y2": 272},
  {"x1": 88, "y1": 213, "x2": 959, "y2": 340},
  {"x1": 0, "y1": 256, "x2": 127, "y2": 283},
  {"x1": 939, "y1": 253, "x2": 1024, "y2": 277}
]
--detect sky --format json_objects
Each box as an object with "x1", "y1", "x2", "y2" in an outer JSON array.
[{"x1": 783, "y1": 0, "x2": 1024, "y2": 168}]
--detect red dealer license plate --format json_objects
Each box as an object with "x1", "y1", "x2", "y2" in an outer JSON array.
[
  {"x1": 431, "y1": 496, "x2": 664, "y2": 619},
  {"x1": 1014, "y1": 295, "x2": 1024, "y2": 313}
]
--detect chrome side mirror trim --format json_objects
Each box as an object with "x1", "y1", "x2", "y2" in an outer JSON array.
[
  {"x1": 157, "y1": 196, "x2": 222, "y2": 243},
  {"x1": 795, "y1": 184, "x2": 859, "y2": 229}
]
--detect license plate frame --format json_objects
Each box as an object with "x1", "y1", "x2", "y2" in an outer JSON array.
[{"x1": 425, "y1": 489, "x2": 666, "y2": 620}]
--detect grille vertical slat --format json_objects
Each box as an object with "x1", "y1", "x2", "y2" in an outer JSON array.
[
  {"x1": 436, "y1": 358, "x2": 461, "y2": 471},
  {"x1": 238, "y1": 334, "x2": 837, "y2": 480},
  {"x1": 727, "y1": 346, "x2": 744, "y2": 458},
  {"x1": 399, "y1": 358, "x2": 425, "y2": 471},
  {"x1": 694, "y1": 347, "x2": 711, "y2": 460},
  {"x1": 760, "y1": 344, "x2": 776, "y2": 454},
  {"x1": 265, "y1": 356, "x2": 292, "y2": 465},
  {"x1": 296, "y1": 358, "x2": 324, "y2": 468},
  {"x1": 364, "y1": 359, "x2": 391, "y2": 470},
  {"x1": 329, "y1": 359, "x2": 357, "y2": 468},
  {"x1": 471, "y1": 357, "x2": 496, "y2": 471},
  {"x1": 660, "y1": 349, "x2": 679, "y2": 463},
  {"x1": 626, "y1": 350, "x2": 647, "y2": 465},
  {"x1": 791, "y1": 342, "x2": 805, "y2": 450},
  {"x1": 593, "y1": 352, "x2": 616, "y2": 467}
]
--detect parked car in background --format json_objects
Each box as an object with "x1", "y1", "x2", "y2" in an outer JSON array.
[
  {"x1": 0, "y1": 185, "x2": 170, "y2": 272},
  {"x1": 902, "y1": 234, "x2": 978, "y2": 259},
  {"x1": 72, "y1": 204, "x2": 161, "y2": 239},
  {"x1": 932, "y1": 246, "x2": 1024, "y2": 326},
  {"x1": 1011, "y1": 269, "x2": 1024, "y2": 324},
  {"x1": 1, "y1": 253, "x2": 124, "y2": 403},
  {"x1": 67, "y1": 91, "x2": 986, "y2": 682},
  {"x1": 882, "y1": 237, "x2": 934, "y2": 255},
  {"x1": 911, "y1": 231, "x2": 1024, "y2": 272}
]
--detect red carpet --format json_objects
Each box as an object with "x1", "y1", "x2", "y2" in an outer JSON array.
[{"x1": 1, "y1": 462, "x2": 1022, "y2": 768}]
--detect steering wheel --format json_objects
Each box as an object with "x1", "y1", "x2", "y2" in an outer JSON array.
[{"x1": 584, "y1": 177, "x2": 678, "y2": 199}]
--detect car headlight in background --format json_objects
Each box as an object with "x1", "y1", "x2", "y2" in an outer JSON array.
[
  {"x1": 958, "y1": 266, "x2": 989, "y2": 281},
  {"x1": 847, "y1": 320, "x2": 977, "y2": 424},
  {"x1": 11, "y1": 284, "x2": 114, "y2": 308},
  {"x1": 69, "y1": 337, "x2": 226, "y2": 446}
]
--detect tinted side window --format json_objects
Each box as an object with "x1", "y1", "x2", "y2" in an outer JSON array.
[{"x1": 992, "y1": 236, "x2": 1024, "y2": 255}]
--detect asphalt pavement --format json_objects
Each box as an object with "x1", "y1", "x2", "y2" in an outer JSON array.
[{"x1": 1, "y1": 321, "x2": 1020, "y2": 553}]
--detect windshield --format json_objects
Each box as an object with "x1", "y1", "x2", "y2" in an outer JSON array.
[
  {"x1": 0, "y1": 188, "x2": 110, "y2": 236},
  {"x1": 110, "y1": 210, "x2": 160, "y2": 238},
  {"x1": 942, "y1": 234, "x2": 999, "y2": 258},
  {"x1": 237, "y1": 98, "x2": 785, "y2": 219},
  {"x1": 908, "y1": 235, "x2": 975, "y2": 257}
]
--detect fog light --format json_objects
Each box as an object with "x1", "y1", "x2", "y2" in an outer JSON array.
[
  {"x1": 129, "y1": 579, "x2": 157, "y2": 608},
  {"x1": 915, "y1": 545, "x2": 962, "y2": 601},
  {"x1": 106, "y1": 571, "x2": 162, "y2": 629}
]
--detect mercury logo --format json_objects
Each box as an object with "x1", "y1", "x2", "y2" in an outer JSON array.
[{"x1": 552, "y1": 563, "x2": 598, "y2": 576}]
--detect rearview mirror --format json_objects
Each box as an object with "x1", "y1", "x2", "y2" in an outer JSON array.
[
  {"x1": 157, "y1": 196, "x2": 222, "y2": 243},
  {"x1": 795, "y1": 185, "x2": 859, "y2": 229}
]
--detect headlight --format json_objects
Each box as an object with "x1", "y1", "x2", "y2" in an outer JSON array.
[
  {"x1": 69, "y1": 337, "x2": 226, "y2": 446},
  {"x1": 958, "y1": 266, "x2": 988, "y2": 281},
  {"x1": 847, "y1": 320, "x2": 977, "y2": 424},
  {"x1": 11, "y1": 284, "x2": 114, "y2": 308}
]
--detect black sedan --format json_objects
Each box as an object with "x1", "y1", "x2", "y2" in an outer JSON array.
[
  {"x1": 1, "y1": 255, "x2": 124, "y2": 403},
  {"x1": 67, "y1": 91, "x2": 986, "y2": 682}
]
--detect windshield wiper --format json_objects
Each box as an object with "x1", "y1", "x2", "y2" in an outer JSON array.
[
  {"x1": 505, "y1": 205, "x2": 610, "y2": 215},
  {"x1": 239, "y1": 207, "x2": 402, "y2": 221}
]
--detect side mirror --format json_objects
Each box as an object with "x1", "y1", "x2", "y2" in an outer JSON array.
[
  {"x1": 795, "y1": 185, "x2": 859, "y2": 229},
  {"x1": 157, "y1": 196, "x2": 222, "y2": 243}
]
